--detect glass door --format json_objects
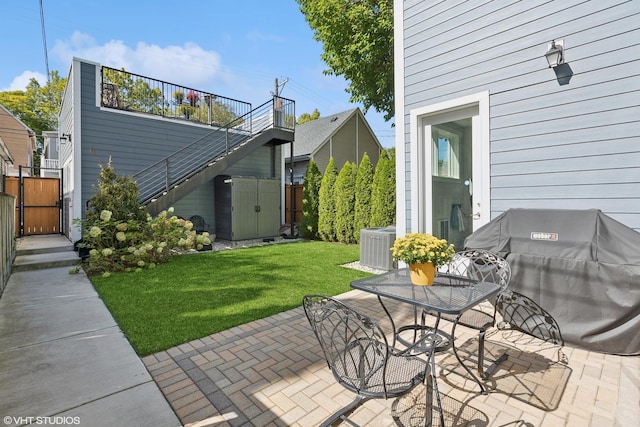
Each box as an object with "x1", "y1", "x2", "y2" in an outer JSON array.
[{"x1": 431, "y1": 119, "x2": 473, "y2": 250}]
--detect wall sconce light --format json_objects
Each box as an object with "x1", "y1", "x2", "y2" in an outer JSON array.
[
  {"x1": 59, "y1": 133, "x2": 71, "y2": 143},
  {"x1": 545, "y1": 40, "x2": 564, "y2": 68}
]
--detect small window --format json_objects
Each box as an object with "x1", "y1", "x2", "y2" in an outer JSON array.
[{"x1": 432, "y1": 127, "x2": 460, "y2": 178}]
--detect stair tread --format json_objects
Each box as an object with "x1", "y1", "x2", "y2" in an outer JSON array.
[{"x1": 13, "y1": 251, "x2": 81, "y2": 272}]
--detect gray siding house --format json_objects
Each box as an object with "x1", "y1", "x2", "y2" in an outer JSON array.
[
  {"x1": 59, "y1": 58, "x2": 294, "y2": 242},
  {"x1": 394, "y1": 0, "x2": 640, "y2": 248},
  {"x1": 284, "y1": 108, "x2": 383, "y2": 183}
]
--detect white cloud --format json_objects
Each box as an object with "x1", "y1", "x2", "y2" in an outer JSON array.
[
  {"x1": 51, "y1": 31, "x2": 233, "y2": 87},
  {"x1": 2, "y1": 71, "x2": 48, "y2": 91}
]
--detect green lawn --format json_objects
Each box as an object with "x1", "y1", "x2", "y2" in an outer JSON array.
[{"x1": 91, "y1": 240, "x2": 371, "y2": 356}]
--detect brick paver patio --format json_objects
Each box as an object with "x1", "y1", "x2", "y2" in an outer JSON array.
[{"x1": 142, "y1": 290, "x2": 639, "y2": 426}]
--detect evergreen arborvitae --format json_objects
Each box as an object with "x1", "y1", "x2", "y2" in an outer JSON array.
[
  {"x1": 86, "y1": 158, "x2": 148, "y2": 224},
  {"x1": 318, "y1": 157, "x2": 338, "y2": 241},
  {"x1": 334, "y1": 161, "x2": 357, "y2": 244},
  {"x1": 382, "y1": 148, "x2": 396, "y2": 226},
  {"x1": 353, "y1": 152, "x2": 374, "y2": 243},
  {"x1": 300, "y1": 160, "x2": 322, "y2": 239},
  {"x1": 370, "y1": 149, "x2": 396, "y2": 227}
]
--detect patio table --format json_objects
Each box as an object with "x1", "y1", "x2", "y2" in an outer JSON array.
[{"x1": 350, "y1": 269, "x2": 502, "y2": 395}]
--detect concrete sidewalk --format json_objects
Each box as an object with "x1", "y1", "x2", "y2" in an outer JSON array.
[{"x1": 0, "y1": 235, "x2": 180, "y2": 427}]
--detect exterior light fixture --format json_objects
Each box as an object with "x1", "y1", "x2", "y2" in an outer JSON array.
[
  {"x1": 59, "y1": 133, "x2": 71, "y2": 143},
  {"x1": 545, "y1": 40, "x2": 564, "y2": 68}
]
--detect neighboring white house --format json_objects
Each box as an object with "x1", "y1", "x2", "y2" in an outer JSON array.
[
  {"x1": 40, "y1": 131, "x2": 61, "y2": 178},
  {"x1": 394, "y1": 0, "x2": 640, "y2": 247}
]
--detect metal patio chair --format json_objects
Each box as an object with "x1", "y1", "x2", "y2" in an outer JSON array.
[
  {"x1": 431, "y1": 249, "x2": 512, "y2": 378},
  {"x1": 495, "y1": 289, "x2": 566, "y2": 363},
  {"x1": 188, "y1": 215, "x2": 209, "y2": 234},
  {"x1": 303, "y1": 295, "x2": 444, "y2": 427}
]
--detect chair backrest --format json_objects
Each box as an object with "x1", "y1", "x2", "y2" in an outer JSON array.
[
  {"x1": 496, "y1": 290, "x2": 564, "y2": 346},
  {"x1": 189, "y1": 215, "x2": 207, "y2": 233},
  {"x1": 302, "y1": 295, "x2": 389, "y2": 395},
  {"x1": 441, "y1": 249, "x2": 511, "y2": 289}
]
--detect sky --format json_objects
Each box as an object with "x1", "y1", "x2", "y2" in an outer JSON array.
[{"x1": 0, "y1": 0, "x2": 395, "y2": 147}]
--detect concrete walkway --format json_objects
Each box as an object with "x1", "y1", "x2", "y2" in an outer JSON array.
[{"x1": 0, "y1": 235, "x2": 180, "y2": 427}]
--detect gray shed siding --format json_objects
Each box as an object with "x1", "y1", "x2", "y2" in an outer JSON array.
[
  {"x1": 401, "y1": 0, "x2": 640, "y2": 231},
  {"x1": 78, "y1": 61, "x2": 280, "y2": 218}
]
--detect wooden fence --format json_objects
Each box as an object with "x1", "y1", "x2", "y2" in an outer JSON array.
[
  {"x1": 0, "y1": 192, "x2": 16, "y2": 296},
  {"x1": 284, "y1": 184, "x2": 303, "y2": 224},
  {"x1": 4, "y1": 176, "x2": 61, "y2": 236}
]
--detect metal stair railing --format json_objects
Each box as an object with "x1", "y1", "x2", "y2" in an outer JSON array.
[{"x1": 133, "y1": 96, "x2": 294, "y2": 204}]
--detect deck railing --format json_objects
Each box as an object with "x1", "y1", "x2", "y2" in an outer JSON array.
[
  {"x1": 100, "y1": 66, "x2": 252, "y2": 126},
  {"x1": 40, "y1": 158, "x2": 59, "y2": 170}
]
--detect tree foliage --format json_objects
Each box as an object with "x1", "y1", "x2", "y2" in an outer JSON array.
[
  {"x1": 370, "y1": 148, "x2": 396, "y2": 227},
  {"x1": 297, "y1": 0, "x2": 394, "y2": 121},
  {"x1": 318, "y1": 157, "x2": 338, "y2": 242},
  {"x1": 353, "y1": 152, "x2": 374, "y2": 243},
  {"x1": 300, "y1": 160, "x2": 322, "y2": 239},
  {"x1": 334, "y1": 161, "x2": 357, "y2": 243},
  {"x1": 297, "y1": 109, "x2": 321, "y2": 124},
  {"x1": 86, "y1": 158, "x2": 149, "y2": 225}
]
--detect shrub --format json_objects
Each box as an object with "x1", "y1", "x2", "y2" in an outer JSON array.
[
  {"x1": 300, "y1": 160, "x2": 322, "y2": 239},
  {"x1": 353, "y1": 152, "x2": 373, "y2": 243},
  {"x1": 334, "y1": 161, "x2": 357, "y2": 244},
  {"x1": 86, "y1": 159, "x2": 148, "y2": 224},
  {"x1": 318, "y1": 157, "x2": 338, "y2": 241},
  {"x1": 80, "y1": 207, "x2": 210, "y2": 276},
  {"x1": 370, "y1": 148, "x2": 396, "y2": 227},
  {"x1": 78, "y1": 161, "x2": 209, "y2": 275}
]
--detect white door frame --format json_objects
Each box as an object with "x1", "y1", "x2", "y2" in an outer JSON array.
[{"x1": 408, "y1": 92, "x2": 490, "y2": 234}]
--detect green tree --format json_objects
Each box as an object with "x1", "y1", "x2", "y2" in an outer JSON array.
[
  {"x1": 297, "y1": 0, "x2": 394, "y2": 121},
  {"x1": 86, "y1": 158, "x2": 148, "y2": 224},
  {"x1": 297, "y1": 109, "x2": 321, "y2": 124},
  {"x1": 300, "y1": 160, "x2": 322, "y2": 239},
  {"x1": 318, "y1": 157, "x2": 338, "y2": 241},
  {"x1": 354, "y1": 152, "x2": 374, "y2": 243},
  {"x1": 103, "y1": 68, "x2": 163, "y2": 115},
  {"x1": 334, "y1": 161, "x2": 357, "y2": 243},
  {"x1": 370, "y1": 148, "x2": 396, "y2": 227}
]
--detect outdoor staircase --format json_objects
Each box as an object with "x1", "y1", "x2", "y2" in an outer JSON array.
[
  {"x1": 11, "y1": 235, "x2": 80, "y2": 272},
  {"x1": 135, "y1": 97, "x2": 295, "y2": 215}
]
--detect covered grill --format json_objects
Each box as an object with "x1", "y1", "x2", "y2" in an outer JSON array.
[{"x1": 464, "y1": 208, "x2": 640, "y2": 355}]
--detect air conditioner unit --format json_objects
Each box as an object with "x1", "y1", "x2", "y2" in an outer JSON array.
[{"x1": 360, "y1": 226, "x2": 396, "y2": 271}]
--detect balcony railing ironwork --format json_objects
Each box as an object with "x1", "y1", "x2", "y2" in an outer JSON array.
[
  {"x1": 133, "y1": 96, "x2": 295, "y2": 204},
  {"x1": 100, "y1": 66, "x2": 252, "y2": 126}
]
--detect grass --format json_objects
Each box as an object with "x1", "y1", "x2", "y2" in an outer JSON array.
[{"x1": 91, "y1": 240, "x2": 372, "y2": 356}]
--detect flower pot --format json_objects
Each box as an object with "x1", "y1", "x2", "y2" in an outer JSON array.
[{"x1": 409, "y1": 262, "x2": 436, "y2": 286}]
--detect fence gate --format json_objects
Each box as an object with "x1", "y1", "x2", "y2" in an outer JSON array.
[
  {"x1": 5, "y1": 174, "x2": 62, "y2": 236},
  {"x1": 285, "y1": 184, "x2": 303, "y2": 224}
]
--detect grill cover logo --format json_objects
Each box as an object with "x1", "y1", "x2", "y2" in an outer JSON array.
[{"x1": 531, "y1": 232, "x2": 558, "y2": 241}]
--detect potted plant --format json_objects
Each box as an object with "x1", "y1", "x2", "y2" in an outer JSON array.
[
  {"x1": 391, "y1": 233, "x2": 455, "y2": 285},
  {"x1": 173, "y1": 90, "x2": 184, "y2": 104},
  {"x1": 186, "y1": 90, "x2": 200, "y2": 107}
]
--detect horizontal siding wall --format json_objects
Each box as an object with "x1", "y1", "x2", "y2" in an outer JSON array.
[{"x1": 402, "y1": 0, "x2": 640, "y2": 231}]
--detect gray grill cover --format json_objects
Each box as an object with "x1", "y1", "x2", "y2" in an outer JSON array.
[{"x1": 464, "y1": 208, "x2": 640, "y2": 355}]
